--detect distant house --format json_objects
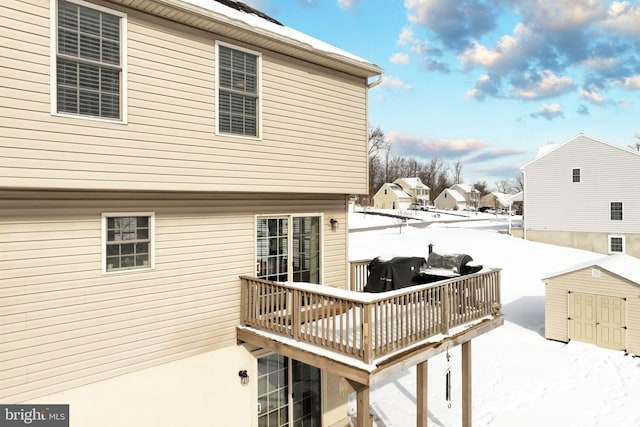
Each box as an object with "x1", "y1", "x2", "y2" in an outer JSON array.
[
  {"x1": 434, "y1": 188, "x2": 467, "y2": 210},
  {"x1": 451, "y1": 184, "x2": 480, "y2": 210},
  {"x1": 372, "y1": 177, "x2": 430, "y2": 209},
  {"x1": 521, "y1": 134, "x2": 640, "y2": 257},
  {"x1": 479, "y1": 192, "x2": 510, "y2": 211},
  {"x1": 544, "y1": 254, "x2": 640, "y2": 355}
]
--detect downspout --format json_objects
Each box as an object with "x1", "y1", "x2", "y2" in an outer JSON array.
[{"x1": 522, "y1": 170, "x2": 526, "y2": 241}]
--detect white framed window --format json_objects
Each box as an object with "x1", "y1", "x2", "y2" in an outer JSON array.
[
  {"x1": 610, "y1": 202, "x2": 623, "y2": 221},
  {"x1": 102, "y1": 213, "x2": 155, "y2": 273},
  {"x1": 572, "y1": 168, "x2": 581, "y2": 183},
  {"x1": 255, "y1": 215, "x2": 321, "y2": 283},
  {"x1": 609, "y1": 235, "x2": 625, "y2": 254},
  {"x1": 51, "y1": 0, "x2": 127, "y2": 121},
  {"x1": 216, "y1": 41, "x2": 261, "y2": 138},
  {"x1": 609, "y1": 236, "x2": 625, "y2": 254}
]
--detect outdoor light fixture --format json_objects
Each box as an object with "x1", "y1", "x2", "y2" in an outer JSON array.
[
  {"x1": 238, "y1": 370, "x2": 249, "y2": 385},
  {"x1": 330, "y1": 218, "x2": 338, "y2": 229}
]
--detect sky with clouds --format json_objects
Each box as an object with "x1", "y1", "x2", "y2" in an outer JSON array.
[{"x1": 245, "y1": 0, "x2": 640, "y2": 186}]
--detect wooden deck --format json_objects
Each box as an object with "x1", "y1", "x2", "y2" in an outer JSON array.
[{"x1": 239, "y1": 267, "x2": 502, "y2": 365}]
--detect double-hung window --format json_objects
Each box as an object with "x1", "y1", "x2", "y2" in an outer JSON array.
[
  {"x1": 54, "y1": 0, "x2": 126, "y2": 120},
  {"x1": 610, "y1": 202, "x2": 623, "y2": 221},
  {"x1": 572, "y1": 168, "x2": 581, "y2": 183},
  {"x1": 217, "y1": 43, "x2": 260, "y2": 137},
  {"x1": 256, "y1": 215, "x2": 321, "y2": 283},
  {"x1": 102, "y1": 213, "x2": 155, "y2": 273}
]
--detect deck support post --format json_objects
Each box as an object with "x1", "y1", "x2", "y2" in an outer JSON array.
[
  {"x1": 462, "y1": 340, "x2": 472, "y2": 427},
  {"x1": 347, "y1": 380, "x2": 370, "y2": 427},
  {"x1": 417, "y1": 360, "x2": 428, "y2": 427}
]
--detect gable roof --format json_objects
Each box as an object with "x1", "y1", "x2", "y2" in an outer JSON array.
[
  {"x1": 394, "y1": 177, "x2": 429, "y2": 190},
  {"x1": 521, "y1": 133, "x2": 640, "y2": 170},
  {"x1": 437, "y1": 188, "x2": 466, "y2": 202},
  {"x1": 113, "y1": 0, "x2": 383, "y2": 78},
  {"x1": 386, "y1": 183, "x2": 412, "y2": 199},
  {"x1": 544, "y1": 254, "x2": 640, "y2": 285}
]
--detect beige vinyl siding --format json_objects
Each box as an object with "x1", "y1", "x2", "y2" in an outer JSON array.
[
  {"x1": 0, "y1": 0, "x2": 370, "y2": 194},
  {"x1": 523, "y1": 135, "x2": 640, "y2": 234},
  {"x1": 545, "y1": 268, "x2": 640, "y2": 355},
  {"x1": 0, "y1": 190, "x2": 349, "y2": 402}
]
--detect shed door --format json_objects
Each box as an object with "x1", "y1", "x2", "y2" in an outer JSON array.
[
  {"x1": 597, "y1": 296, "x2": 626, "y2": 350},
  {"x1": 568, "y1": 293, "x2": 596, "y2": 345},
  {"x1": 568, "y1": 292, "x2": 626, "y2": 350}
]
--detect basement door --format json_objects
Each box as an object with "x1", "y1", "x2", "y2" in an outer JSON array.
[
  {"x1": 257, "y1": 354, "x2": 321, "y2": 427},
  {"x1": 568, "y1": 292, "x2": 626, "y2": 350}
]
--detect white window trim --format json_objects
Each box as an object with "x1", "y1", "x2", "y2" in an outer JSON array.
[
  {"x1": 608, "y1": 235, "x2": 625, "y2": 254},
  {"x1": 571, "y1": 167, "x2": 581, "y2": 183},
  {"x1": 609, "y1": 201, "x2": 624, "y2": 221},
  {"x1": 215, "y1": 40, "x2": 262, "y2": 139},
  {"x1": 254, "y1": 213, "x2": 324, "y2": 282},
  {"x1": 50, "y1": 0, "x2": 128, "y2": 123},
  {"x1": 101, "y1": 212, "x2": 155, "y2": 274}
]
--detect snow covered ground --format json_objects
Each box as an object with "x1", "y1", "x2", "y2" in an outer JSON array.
[{"x1": 347, "y1": 212, "x2": 640, "y2": 426}]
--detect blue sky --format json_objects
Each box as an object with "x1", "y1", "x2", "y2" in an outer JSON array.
[{"x1": 246, "y1": 0, "x2": 640, "y2": 186}]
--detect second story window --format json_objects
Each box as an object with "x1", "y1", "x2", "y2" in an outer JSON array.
[
  {"x1": 572, "y1": 168, "x2": 581, "y2": 183},
  {"x1": 217, "y1": 43, "x2": 260, "y2": 137},
  {"x1": 55, "y1": 0, "x2": 125, "y2": 120},
  {"x1": 610, "y1": 202, "x2": 623, "y2": 221}
]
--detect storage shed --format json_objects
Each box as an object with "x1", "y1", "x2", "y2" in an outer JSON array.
[{"x1": 544, "y1": 254, "x2": 640, "y2": 355}]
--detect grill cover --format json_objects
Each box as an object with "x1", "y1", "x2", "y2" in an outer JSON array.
[{"x1": 364, "y1": 257, "x2": 427, "y2": 293}]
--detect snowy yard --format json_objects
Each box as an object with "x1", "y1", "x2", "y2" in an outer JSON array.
[{"x1": 347, "y1": 213, "x2": 640, "y2": 426}]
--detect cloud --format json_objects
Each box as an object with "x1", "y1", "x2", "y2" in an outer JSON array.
[
  {"x1": 390, "y1": 53, "x2": 410, "y2": 64},
  {"x1": 465, "y1": 74, "x2": 501, "y2": 100},
  {"x1": 579, "y1": 87, "x2": 605, "y2": 104},
  {"x1": 577, "y1": 104, "x2": 591, "y2": 116},
  {"x1": 464, "y1": 148, "x2": 528, "y2": 163},
  {"x1": 530, "y1": 103, "x2": 565, "y2": 120},
  {"x1": 337, "y1": 0, "x2": 358, "y2": 9},
  {"x1": 421, "y1": 59, "x2": 450, "y2": 73},
  {"x1": 514, "y1": 70, "x2": 576, "y2": 100},
  {"x1": 603, "y1": 1, "x2": 640, "y2": 36},
  {"x1": 388, "y1": 131, "x2": 488, "y2": 158},
  {"x1": 396, "y1": 27, "x2": 433, "y2": 55},
  {"x1": 617, "y1": 76, "x2": 640, "y2": 90},
  {"x1": 379, "y1": 76, "x2": 413, "y2": 90},
  {"x1": 405, "y1": 0, "x2": 497, "y2": 50},
  {"x1": 514, "y1": 0, "x2": 608, "y2": 32}
]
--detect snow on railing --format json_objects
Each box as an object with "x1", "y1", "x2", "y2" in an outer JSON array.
[{"x1": 239, "y1": 269, "x2": 501, "y2": 364}]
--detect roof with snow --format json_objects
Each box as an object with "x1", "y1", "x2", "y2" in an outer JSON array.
[
  {"x1": 146, "y1": 0, "x2": 383, "y2": 78},
  {"x1": 394, "y1": 177, "x2": 428, "y2": 189},
  {"x1": 387, "y1": 183, "x2": 412, "y2": 198},
  {"x1": 439, "y1": 188, "x2": 466, "y2": 202},
  {"x1": 544, "y1": 254, "x2": 640, "y2": 285}
]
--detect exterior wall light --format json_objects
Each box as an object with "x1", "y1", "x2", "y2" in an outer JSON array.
[
  {"x1": 330, "y1": 218, "x2": 338, "y2": 230},
  {"x1": 238, "y1": 369, "x2": 249, "y2": 385}
]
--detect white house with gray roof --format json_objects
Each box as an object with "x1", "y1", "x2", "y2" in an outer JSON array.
[{"x1": 521, "y1": 134, "x2": 640, "y2": 258}]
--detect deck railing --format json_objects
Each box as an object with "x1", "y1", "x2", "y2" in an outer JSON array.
[
  {"x1": 349, "y1": 259, "x2": 370, "y2": 292},
  {"x1": 240, "y1": 268, "x2": 501, "y2": 364}
]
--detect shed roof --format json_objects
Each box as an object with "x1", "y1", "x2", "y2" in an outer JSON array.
[{"x1": 544, "y1": 254, "x2": 640, "y2": 285}]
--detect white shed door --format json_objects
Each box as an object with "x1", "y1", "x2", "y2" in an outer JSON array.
[
  {"x1": 568, "y1": 293, "x2": 596, "y2": 345},
  {"x1": 597, "y1": 296, "x2": 626, "y2": 350},
  {"x1": 568, "y1": 292, "x2": 626, "y2": 350}
]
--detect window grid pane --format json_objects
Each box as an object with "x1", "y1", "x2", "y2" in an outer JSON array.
[
  {"x1": 610, "y1": 202, "x2": 623, "y2": 221},
  {"x1": 57, "y1": 0, "x2": 121, "y2": 119},
  {"x1": 106, "y1": 216, "x2": 151, "y2": 271},
  {"x1": 218, "y1": 45, "x2": 258, "y2": 136},
  {"x1": 572, "y1": 168, "x2": 580, "y2": 183},
  {"x1": 610, "y1": 237, "x2": 624, "y2": 253}
]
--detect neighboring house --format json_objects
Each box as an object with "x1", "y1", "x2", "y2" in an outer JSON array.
[
  {"x1": 393, "y1": 177, "x2": 431, "y2": 207},
  {"x1": 544, "y1": 254, "x2": 640, "y2": 355},
  {"x1": 0, "y1": 1, "x2": 383, "y2": 426},
  {"x1": 434, "y1": 188, "x2": 467, "y2": 210},
  {"x1": 479, "y1": 192, "x2": 510, "y2": 211},
  {"x1": 521, "y1": 134, "x2": 640, "y2": 258},
  {"x1": 450, "y1": 183, "x2": 480, "y2": 210},
  {"x1": 372, "y1": 183, "x2": 412, "y2": 209}
]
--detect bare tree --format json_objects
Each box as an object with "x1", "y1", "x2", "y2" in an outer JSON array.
[
  {"x1": 629, "y1": 134, "x2": 640, "y2": 151},
  {"x1": 368, "y1": 126, "x2": 389, "y2": 157},
  {"x1": 472, "y1": 181, "x2": 490, "y2": 196},
  {"x1": 512, "y1": 173, "x2": 524, "y2": 193},
  {"x1": 494, "y1": 179, "x2": 511, "y2": 194},
  {"x1": 452, "y1": 159, "x2": 463, "y2": 184}
]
